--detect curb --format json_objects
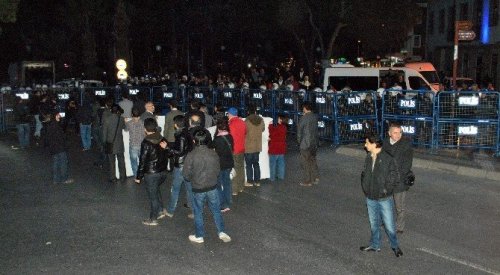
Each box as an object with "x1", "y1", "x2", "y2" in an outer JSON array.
[{"x1": 335, "y1": 147, "x2": 500, "y2": 182}]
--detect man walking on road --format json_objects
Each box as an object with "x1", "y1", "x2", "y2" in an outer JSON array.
[
  {"x1": 383, "y1": 122, "x2": 413, "y2": 234},
  {"x1": 297, "y1": 102, "x2": 319, "y2": 187}
]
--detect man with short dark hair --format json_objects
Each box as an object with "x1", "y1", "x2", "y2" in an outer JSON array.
[
  {"x1": 135, "y1": 118, "x2": 168, "y2": 226},
  {"x1": 383, "y1": 122, "x2": 413, "y2": 234},
  {"x1": 297, "y1": 102, "x2": 319, "y2": 187},
  {"x1": 183, "y1": 129, "x2": 231, "y2": 243}
]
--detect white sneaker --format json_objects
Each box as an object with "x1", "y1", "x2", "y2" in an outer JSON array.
[
  {"x1": 189, "y1": 235, "x2": 204, "y2": 243},
  {"x1": 218, "y1": 232, "x2": 231, "y2": 243},
  {"x1": 187, "y1": 213, "x2": 194, "y2": 219}
]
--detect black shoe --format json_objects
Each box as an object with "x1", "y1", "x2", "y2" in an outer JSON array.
[
  {"x1": 183, "y1": 203, "x2": 190, "y2": 209},
  {"x1": 392, "y1": 247, "x2": 403, "y2": 257},
  {"x1": 360, "y1": 246, "x2": 380, "y2": 252},
  {"x1": 396, "y1": 230, "x2": 404, "y2": 234}
]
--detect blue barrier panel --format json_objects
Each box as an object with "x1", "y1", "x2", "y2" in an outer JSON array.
[
  {"x1": 333, "y1": 91, "x2": 379, "y2": 145},
  {"x1": 184, "y1": 86, "x2": 214, "y2": 112},
  {"x1": 381, "y1": 90, "x2": 435, "y2": 147},
  {"x1": 274, "y1": 90, "x2": 306, "y2": 134},
  {"x1": 308, "y1": 92, "x2": 335, "y2": 141},
  {"x1": 213, "y1": 88, "x2": 244, "y2": 116},
  {"x1": 151, "y1": 86, "x2": 177, "y2": 114},
  {"x1": 436, "y1": 91, "x2": 500, "y2": 154},
  {"x1": 243, "y1": 88, "x2": 274, "y2": 118},
  {"x1": 81, "y1": 87, "x2": 119, "y2": 106}
]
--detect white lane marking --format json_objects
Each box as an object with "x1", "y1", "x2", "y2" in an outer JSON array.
[{"x1": 417, "y1": 247, "x2": 500, "y2": 275}]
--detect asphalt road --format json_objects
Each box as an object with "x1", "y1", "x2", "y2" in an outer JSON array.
[{"x1": 1, "y1": 133, "x2": 499, "y2": 275}]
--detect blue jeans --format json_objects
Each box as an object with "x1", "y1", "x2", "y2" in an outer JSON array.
[
  {"x1": 269, "y1": 154, "x2": 285, "y2": 181},
  {"x1": 244, "y1": 152, "x2": 260, "y2": 182},
  {"x1": 16, "y1": 123, "x2": 30, "y2": 148},
  {"x1": 366, "y1": 197, "x2": 399, "y2": 249},
  {"x1": 217, "y1": 169, "x2": 232, "y2": 209},
  {"x1": 145, "y1": 171, "x2": 167, "y2": 219},
  {"x1": 34, "y1": 115, "x2": 42, "y2": 137},
  {"x1": 192, "y1": 188, "x2": 225, "y2": 238},
  {"x1": 53, "y1": 152, "x2": 68, "y2": 183},
  {"x1": 80, "y1": 124, "x2": 92, "y2": 150},
  {"x1": 167, "y1": 167, "x2": 193, "y2": 214},
  {"x1": 129, "y1": 145, "x2": 141, "y2": 177}
]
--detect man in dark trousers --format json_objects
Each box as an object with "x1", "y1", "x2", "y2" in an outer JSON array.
[
  {"x1": 135, "y1": 118, "x2": 168, "y2": 226},
  {"x1": 297, "y1": 102, "x2": 319, "y2": 187},
  {"x1": 383, "y1": 122, "x2": 413, "y2": 234}
]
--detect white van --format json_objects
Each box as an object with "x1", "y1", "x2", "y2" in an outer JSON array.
[
  {"x1": 322, "y1": 67, "x2": 436, "y2": 93},
  {"x1": 403, "y1": 62, "x2": 440, "y2": 91}
]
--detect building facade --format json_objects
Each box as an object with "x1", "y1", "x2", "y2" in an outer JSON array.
[{"x1": 426, "y1": 0, "x2": 500, "y2": 87}]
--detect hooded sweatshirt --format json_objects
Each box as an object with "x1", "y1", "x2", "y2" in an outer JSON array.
[{"x1": 245, "y1": 114, "x2": 264, "y2": 153}]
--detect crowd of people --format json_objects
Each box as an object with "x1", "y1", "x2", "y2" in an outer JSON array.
[{"x1": 11, "y1": 86, "x2": 415, "y2": 256}]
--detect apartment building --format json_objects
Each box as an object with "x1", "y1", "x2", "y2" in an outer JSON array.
[{"x1": 426, "y1": 0, "x2": 500, "y2": 86}]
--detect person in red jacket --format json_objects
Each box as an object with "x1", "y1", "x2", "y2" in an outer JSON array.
[
  {"x1": 268, "y1": 114, "x2": 288, "y2": 182},
  {"x1": 227, "y1": 107, "x2": 246, "y2": 195}
]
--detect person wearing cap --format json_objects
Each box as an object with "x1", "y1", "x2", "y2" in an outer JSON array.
[{"x1": 227, "y1": 107, "x2": 246, "y2": 195}]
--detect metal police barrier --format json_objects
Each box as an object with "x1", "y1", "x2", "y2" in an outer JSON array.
[
  {"x1": 184, "y1": 86, "x2": 213, "y2": 112},
  {"x1": 308, "y1": 92, "x2": 335, "y2": 141},
  {"x1": 244, "y1": 88, "x2": 274, "y2": 118},
  {"x1": 151, "y1": 86, "x2": 179, "y2": 115},
  {"x1": 81, "y1": 87, "x2": 119, "y2": 107},
  {"x1": 213, "y1": 88, "x2": 245, "y2": 116},
  {"x1": 274, "y1": 89, "x2": 306, "y2": 134},
  {"x1": 381, "y1": 90, "x2": 435, "y2": 147},
  {"x1": 333, "y1": 91, "x2": 379, "y2": 145},
  {"x1": 2, "y1": 91, "x2": 29, "y2": 132},
  {"x1": 436, "y1": 91, "x2": 500, "y2": 154}
]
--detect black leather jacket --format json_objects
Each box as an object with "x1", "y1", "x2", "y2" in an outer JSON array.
[
  {"x1": 167, "y1": 128, "x2": 193, "y2": 168},
  {"x1": 136, "y1": 132, "x2": 168, "y2": 180}
]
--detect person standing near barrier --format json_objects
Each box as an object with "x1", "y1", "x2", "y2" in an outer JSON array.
[
  {"x1": 13, "y1": 96, "x2": 31, "y2": 150},
  {"x1": 360, "y1": 134, "x2": 403, "y2": 257},
  {"x1": 134, "y1": 118, "x2": 168, "y2": 226},
  {"x1": 41, "y1": 111, "x2": 73, "y2": 184},
  {"x1": 162, "y1": 115, "x2": 195, "y2": 219},
  {"x1": 140, "y1": 101, "x2": 156, "y2": 122},
  {"x1": 77, "y1": 101, "x2": 93, "y2": 151},
  {"x1": 227, "y1": 107, "x2": 246, "y2": 195},
  {"x1": 268, "y1": 114, "x2": 288, "y2": 182},
  {"x1": 125, "y1": 108, "x2": 145, "y2": 177},
  {"x1": 183, "y1": 129, "x2": 231, "y2": 244},
  {"x1": 102, "y1": 104, "x2": 126, "y2": 183},
  {"x1": 211, "y1": 118, "x2": 234, "y2": 212},
  {"x1": 383, "y1": 122, "x2": 413, "y2": 234},
  {"x1": 118, "y1": 92, "x2": 133, "y2": 118},
  {"x1": 163, "y1": 100, "x2": 183, "y2": 171},
  {"x1": 297, "y1": 102, "x2": 319, "y2": 187},
  {"x1": 244, "y1": 104, "x2": 264, "y2": 187}
]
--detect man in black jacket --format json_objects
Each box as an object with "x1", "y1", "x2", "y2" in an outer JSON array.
[
  {"x1": 383, "y1": 122, "x2": 413, "y2": 234},
  {"x1": 183, "y1": 129, "x2": 231, "y2": 243},
  {"x1": 162, "y1": 115, "x2": 194, "y2": 218},
  {"x1": 41, "y1": 111, "x2": 73, "y2": 184},
  {"x1": 360, "y1": 135, "x2": 403, "y2": 257},
  {"x1": 135, "y1": 118, "x2": 168, "y2": 226}
]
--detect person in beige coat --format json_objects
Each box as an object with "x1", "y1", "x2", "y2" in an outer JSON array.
[{"x1": 244, "y1": 104, "x2": 264, "y2": 186}]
